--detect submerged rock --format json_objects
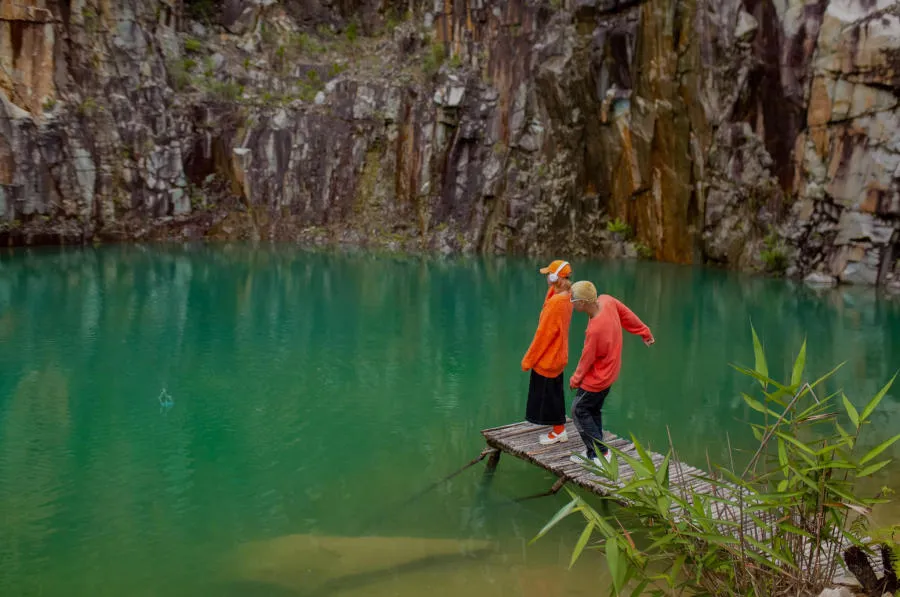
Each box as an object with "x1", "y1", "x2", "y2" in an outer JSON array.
[{"x1": 804, "y1": 272, "x2": 837, "y2": 287}]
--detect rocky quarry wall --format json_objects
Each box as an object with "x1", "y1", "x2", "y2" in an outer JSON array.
[{"x1": 1, "y1": 0, "x2": 899, "y2": 289}]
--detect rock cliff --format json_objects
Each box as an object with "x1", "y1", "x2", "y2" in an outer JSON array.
[{"x1": 1, "y1": 0, "x2": 898, "y2": 287}]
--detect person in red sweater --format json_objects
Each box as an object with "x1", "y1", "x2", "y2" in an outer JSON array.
[
  {"x1": 521, "y1": 260, "x2": 574, "y2": 445},
  {"x1": 567, "y1": 280, "x2": 654, "y2": 466}
]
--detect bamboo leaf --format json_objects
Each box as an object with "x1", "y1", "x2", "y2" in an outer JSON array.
[
  {"x1": 570, "y1": 523, "x2": 594, "y2": 569},
  {"x1": 787, "y1": 466, "x2": 819, "y2": 492},
  {"x1": 730, "y1": 364, "x2": 789, "y2": 392},
  {"x1": 531, "y1": 499, "x2": 578, "y2": 544},
  {"x1": 631, "y1": 435, "x2": 655, "y2": 472},
  {"x1": 745, "y1": 537, "x2": 798, "y2": 570},
  {"x1": 835, "y1": 422, "x2": 854, "y2": 449},
  {"x1": 857, "y1": 459, "x2": 891, "y2": 478},
  {"x1": 809, "y1": 361, "x2": 846, "y2": 391},
  {"x1": 628, "y1": 580, "x2": 650, "y2": 597},
  {"x1": 666, "y1": 555, "x2": 686, "y2": 588},
  {"x1": 608, "y1": 443, "x2": 620, "y2": 481},
  {"x1": 779, "y1": 522, "x2": 815, "y2": 539},
  {"x1": 679, "y1": 532, "x2": 740, "y2": 545},
  {"x1": 842, "y1": 393, "x2": 859, "y2": 429},
  {"x1": 860, "y1": 373, "x2": 897, "y2": 423},
  {"x1": 777, "y1": 438, "x2": 788, "y2": 471},
  {"x1": 774, "y1": 430, "x2": 816, "y2": 455},
  {"x1": 742, "y1": 393, "x2": 780, "y2": 418},
  {"x1": 791, "y1": 338, "x2": 807, "y2": 387},
  {"x1": 656, "y1": 452, "x2": 670, "y2": 489},
  {"x1": 750, "y1": 323, "x2": 769, "y2": 388},
  {"x1": 607, "y1": 539, "x2": 622, "y2": 595},
  {"x1": 860, "y1": 433, "x2": 900, "y2": 465}
]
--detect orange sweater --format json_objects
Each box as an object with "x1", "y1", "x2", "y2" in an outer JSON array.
[
  {"x1": 521, "y1": 288, "x2": 573, "y2": 378},
  {"x1": 570, "y1": 295, "x2": 653, "y2": 392}
]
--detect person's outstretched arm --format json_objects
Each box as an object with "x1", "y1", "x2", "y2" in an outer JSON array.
[{"x1": 614, "y1": 298, "x2": 654, "y2": 345}]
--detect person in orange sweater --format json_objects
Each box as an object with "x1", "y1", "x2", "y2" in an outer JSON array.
[
  {"x1": 521, "y1": 260, "x2": 574, "y2": 445},
  {"x1": 567, "y1": 280, "x2": 654, "y2": 466}
]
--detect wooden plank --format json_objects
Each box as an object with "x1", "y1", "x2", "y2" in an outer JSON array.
[{"x1": 481, "y1": 420, "x2": 864, "y2": 582}]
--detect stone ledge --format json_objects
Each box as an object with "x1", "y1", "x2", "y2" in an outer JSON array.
[{"x1": 0, "y1": 4, "x2": 55, "y2": 23}]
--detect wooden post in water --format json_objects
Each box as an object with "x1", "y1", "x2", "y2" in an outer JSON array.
[{"x1": 484, "y1": 449, "x2": 501, "y2": 476}]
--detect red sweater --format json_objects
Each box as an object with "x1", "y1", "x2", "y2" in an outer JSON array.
[
  {"x1": 521, "y1": 288, "x2": 573, "y2": 378},
  {"x1": 570, "y1": 295, "x2": 653, "y2": 392}
]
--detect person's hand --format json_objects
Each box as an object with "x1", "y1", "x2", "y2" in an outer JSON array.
[
  {"x1": 521, "y1": 361, "x2": 530, "y2": 372},
  {"x1": 644, "y1": 336, "x2": 655, "y2": 347},
  {"x1": 569, "y1": 378, "x2": 578, "y2": 390}
]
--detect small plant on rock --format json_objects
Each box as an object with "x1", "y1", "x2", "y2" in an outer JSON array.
[
  {"x1": 345, "y1": 21, "x2": 359, "y2": 43},
  {"x1": 760, "y1": 232, "x2": 789, "y2": 274},
  {"x1": 606, "y1": 217, "x2": 632, "y2": 240},
  {"x1": 422, "y1": 40, "x2": 446, "y2": 78},
  {"x1": 184, "y1": 37, "x2": 203, "y2": 53},
  {"x1": 634, "y1": 242, "x2": 653, "y2": 260}
]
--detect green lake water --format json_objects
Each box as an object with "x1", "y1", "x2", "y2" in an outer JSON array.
[{"x1": 1, "y1": 244, "x2": 898, "y2": 597}]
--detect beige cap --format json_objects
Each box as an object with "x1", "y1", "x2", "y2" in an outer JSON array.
[{"x1": 570, "y1": 280, "x2": 598, "y2": 303}]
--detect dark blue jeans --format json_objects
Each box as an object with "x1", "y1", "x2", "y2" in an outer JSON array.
[{"x1": 571, "y1": 387, "x2": 610, "y2": 458}]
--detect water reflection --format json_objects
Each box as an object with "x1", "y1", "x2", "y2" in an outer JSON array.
[{"x1": 0, "y1": 244, "x2": 897, "y2": 596}]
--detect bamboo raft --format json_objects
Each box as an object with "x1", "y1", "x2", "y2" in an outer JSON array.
[{"x1": 481, "y1": 419, "x2": 885, "y2": 584}]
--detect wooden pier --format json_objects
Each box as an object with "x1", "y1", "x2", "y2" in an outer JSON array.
[
  {"x1": 481, "y1": 420, "x2": 884, "y2": 585},
  {"x1": 482, "y1": 419, "x2": 709, "y2": 500}
]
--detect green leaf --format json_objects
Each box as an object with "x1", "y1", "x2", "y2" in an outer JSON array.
[
  {"x1": 791, "y1": 338, "x2": 807, "y2": 387},
  {"x1": 570, "y1": 522, "x2": 594, "y2": 569},
  {"x1": 679, "y1": 532, "x2": 740, "y2": 546},
  {"x1": 777, "y1": 438, "x2": 788, "y2": 471},
  {"x1": 745, "y1": 537, "x2": 798, "y2": 570},
  {"x1": 531, "y1": 499, "x2": 578, "y2": 544},
  {"x1": 842, "y1": 393, "x2": 859, "y2": 429},
  {"x1": 751, "y1": 425, "x2": 764, "y2": 441},
  {"x1": 809, "y1": 361, "x2": 846, "y2": 391},
  {"x1": 779, "y1": 522, "x2": 815, "y2": 539},
  {"x1": 607, "y1": 443, "x2": 620, "y2": 481},
  {"x1": 751, "y1": 323, "x2": 769, "y2": 388},
  {"x1": 857, "y1": 460, "x2": 892, "y2": 478},
  {"x1": 836, "y1": 422, "x2": 854, "y2": 449},
  {"x1": 860, "y1": 433, "x2": 900, "y2": 465},
  {"x1": 742, "y1": 393, "x2": 780, "y2": 419},
  {"x1": 631, "y1": 435, "x2": 655, "y2": 472},
  {"x1": 629, "y1": 580, "x2": 650, "y2": 597},
  {"x1": 774, "y1": 430, "x2": 816, "y2": 455},
  {"x1": 860, "y1": 373, "x2": 897, "y2": 423},
  {"x1": 664, "y1": 555, "x2": 686, "y2": 588},
  {"x1": 656, "y1": 452, "x2": 671, "y2": 489},
  {"x1": 607, "y1": 538, "x2": 622, "y2": 595},
  {"x1": 730, "y1": 364, "x2": 789, "y2": 393},
  {"x1": 787, "y1": 466, "x2": 819, "y2": 492}
]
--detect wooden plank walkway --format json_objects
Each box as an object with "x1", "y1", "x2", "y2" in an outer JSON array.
[{"x1": 481, "y1": 420, "x2": 884, "y2": 584}]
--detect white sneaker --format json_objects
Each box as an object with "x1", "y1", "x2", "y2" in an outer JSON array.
[
  {"x1": 569, "y1": 450, "x2": 588, "y2": 464},
  {"x1": 539, "y1": 430, "x2": 568, "y2": 445},
  {"x1": 602, "y1": 451, "x2": 613, "y2": 463},
  {"x1": 592, "y1": 456, "x2": 604, "y2": 467}
]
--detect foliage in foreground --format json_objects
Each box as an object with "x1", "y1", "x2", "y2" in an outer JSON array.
[{"x1": 535, "y1": 325, "x2": 899, "y2": 597}]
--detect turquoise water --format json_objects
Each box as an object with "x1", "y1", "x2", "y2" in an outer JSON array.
[{"x1": 1, "y1": 244, "x2": 898, "y2": 596}]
